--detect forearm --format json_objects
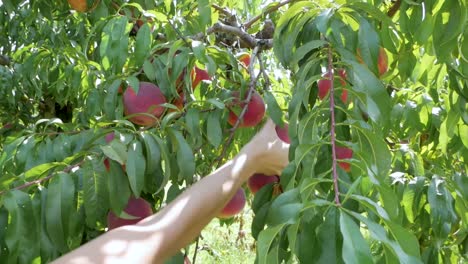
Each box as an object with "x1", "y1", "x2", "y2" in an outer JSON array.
[
  {"x1": 52, "y1": 152, "x2": 256, "y2": 264},
  {"x1": 142, "y1": 151, "x2": 255, "y2": 261}
]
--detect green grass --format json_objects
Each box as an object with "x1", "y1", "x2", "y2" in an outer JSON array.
[{"x1": 187, "y1": 207, "x2": 256, "y2": 263}]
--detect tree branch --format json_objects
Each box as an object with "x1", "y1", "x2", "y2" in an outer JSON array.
[
  {"x1": 327, "y1": 44, "x2": 341, "y2": 206},
  {"x1": 243, "y1": 0, "x2": 296, "y2": 29},
  {"x1": 387, "y1": 0, "x2": 401, "y2": 18},
  {"x1": 194, "y1": 21, "x2": 273, "y2": 50},
  {"x1": 0, "y1": 159, "x2": 86, "y2": 195}
]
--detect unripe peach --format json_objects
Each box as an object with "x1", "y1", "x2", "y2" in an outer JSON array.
[
  {"x1": 377, "y1": 47, "x2": 388, "y2": 76},
  {"x1": 218, "y1": 188, "x2": 246, "y2": 219},
  {"x1": 107, "y1": 197, "x2": 153, "y2": 230},
  {"x1": 247, "y1": 173, "x2": 280, "y2": 194},
  {"x1": 123, "y1": 82, "x2": 167, "y2": 126},
  {"x1": 335, "y1": 146, "x2": 353, "y2": 172},
  {"x1": 317, "y1": 69, "x2": 348, "y2": 103},
  {"x1": 228, "y1": 91, "x2": 265, "y2": 128}
]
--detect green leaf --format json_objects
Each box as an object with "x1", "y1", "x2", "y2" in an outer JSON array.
[
  {"x1": 207, "y1": 110, "x2": 222, "y2": 148},
  {"x1": 169, "y1": 129, "x2": 195, "y2": 184},
  {"x1": 257, "y1": 224, "x2": 286, "y2": 264},
  {"x1": 101, "y1": 140, "x2": 128, "y2": 165},
  {"x1": 3, "y1": 190, "x2": 39, "y2": 263},
  {"x1": 340, "y1": 211, "x2": 373, "y2": 264},
  {"x1": 428, "y1": 176, "x2": 457, "y2": 240},
  {"x1": 134, "y1": 23, "x2": 152, "y2": 66},
  {"x1": 126, "y1": 139, "x2": 146, "y2": 197},
  {"x1": 103, "y1": 80, "x2": 122, "y2": 120},
  {"x1": 267, "y1": 189, "x2": 302, "y2": 226},
  {"x1": 82, "y1": 160, "x2": 109, "y2": 228},
  {"x1": 143, "y1": 59, "x2": 157, "y2": 81},
  {"x1": 264, "y1": 91, "x2": 283, "y2": 125},
  {"x1": 141, "y1": 132, "x2": 161, "y2": 174},
  {"x1": 153, "y1": 135, "x2": 172, "y2": 194},
  {"x1": 197, "y1": 0, "x2": 211, "y2": 29},
  {"x1": 45, "y1": 172, "x2": 75, "y2": 253},
  {"x1": 107, "y1": 161, "x2": 131, "y2": 215}
]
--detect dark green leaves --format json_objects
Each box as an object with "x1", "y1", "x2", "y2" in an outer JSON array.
[
  {"x1": 126, "y1": 139, "x2": 146, "y2": 197},
  {"x1": 45, "y1": 172, "x2": 75, "y2": 253},
  {"x1": 340, "y1": 211, "x2": 373, "y2": 264}
]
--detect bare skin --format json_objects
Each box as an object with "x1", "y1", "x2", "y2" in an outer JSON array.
[{"x1": 52, "y1": 119, "x2": 290, "y2": 264}]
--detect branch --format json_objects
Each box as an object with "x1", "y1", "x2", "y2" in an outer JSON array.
[
  {"x1": 243, "y1": 0, "x2": 296, "y2": 29},
  {"x1": 327, "y1": 44, "x2": 341, "y2": 206},
  {"x1": 0, "y1": 55, "x2": 11, "y2": 66},
  {"x1": 211, "y1": 3, "x2": 233, "y2": 17},
  {"x1": 0, "y1": 159, "x2": 86, "y2": 195},
  {"x1": 387, "y1": 0, "x2": 401, "y2": 18},
  {"x1": 194, "y1": 22, "x2": 273, "y2": 50}
]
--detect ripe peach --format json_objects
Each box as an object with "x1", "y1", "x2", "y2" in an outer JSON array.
[
  {"x1": 247, "y1": 173, "x2": 280, "y2": 194},
  {"x1": 335, "y1": 146, "x2": 353, "y2": 172},
  {"x1": 317, "y1": 69, "x2": 348, "y2": 103},
  {"x1": 67, "y1": 0, "x2": 99, "y2": 12},
  {"x1": 218, "y1": 188, "x2": 246, "y2": 219},
  {"x1": 239, "y1": 54, "x2": 251, "y2": 68},
  {"x1": 228, "y1": 91, "x2": 265, "y2": 128},
  {"x1": 123, "y1": 82, "x2": 167, "y2": 126},
  {"x1": 107, "y1": 197, "x2": 153, "y2": 230},
  {"x1": 275, "y1": 123, "x2": 290, "y2": 144},
  {"x1": 190, "y1": 67, "x2": 210, "y2": 89}
]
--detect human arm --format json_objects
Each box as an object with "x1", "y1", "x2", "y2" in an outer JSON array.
[{"x1": 51, "y1": 119, "x2": 289, "y2": 264}]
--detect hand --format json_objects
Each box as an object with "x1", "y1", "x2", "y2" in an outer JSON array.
[{"x1": 240, "y1": 119, "x2": 290, "y2": 177}]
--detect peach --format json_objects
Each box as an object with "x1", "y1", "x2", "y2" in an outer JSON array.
[
  {"x1": 227, "y1": 91, "x2": 265, "y2": 128},
  {"x1": 335, "y1": 146, "x2": 353, "y2": 172},
  {"x1": 275, "y1": 123, "x2": 290, "y2": 144},
  {"x1": 218, "y1": 188, "x2": 246, "y2": 219},
  {"x1": 123, "y1": 82, "x2": 167, "y2": 126},
  {"x1": 247, "y1": 173, "x2": 280, "y2": 194},
  {"x1": 190, "y1": 67, "x2": 210, "y2": 89},
  {"x1": 357, "y1": 47, "x2": 388, "y2": 77},
  {"x1": 239, "y1": 54, "x2": 251, "y2": 68},
  {"x1": 67, "y1": 0, "x2": 99, "y2": 12},
  {"x1": 317, "y1": 69, "x2": 348, "y2": 103},
  {"x1": 107, "y1": 197, "x2": 153, "y2": 230}
]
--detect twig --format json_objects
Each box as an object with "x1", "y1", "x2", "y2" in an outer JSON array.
[
  {"x1": 0, "y1": 159, "x2": 86, "y2": 195},
  {"x1": 194, "y1": 22, "x2": 273, "y2": 50},
  {"x1": 387, "y1": 0, "x2": 401, "y2": 18},
  {"x1": 256, "y1": 53, "x2": 271, "y2": 91},
  {"x1": 327, "y1": 44, "x2": 341, "y2": 206},
  {"x1": 211, "y1": 3, "x2": 233, "y2": 17},
  {"x1": 215, "y1": 46, "x2": 261, "y2": 167},
  {"x1": 243, "y1": 0, "x2": 296, "y2": 29},
  {"x1": 192, "y1": 236, "x2": 200, "y2": 263}
]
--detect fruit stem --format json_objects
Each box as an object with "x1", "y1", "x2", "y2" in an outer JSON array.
[{"x1": 328, "y1": 44, "x2": 341, "y2": 206}]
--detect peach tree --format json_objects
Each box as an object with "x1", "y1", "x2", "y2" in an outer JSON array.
[{"x1": 0, "y1": 0, "x2": 467, "y2": 263}]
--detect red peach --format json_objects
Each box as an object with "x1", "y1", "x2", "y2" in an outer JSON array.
[
  {"x1": 218, "y1": 188, "x2": 246, "y2": 219},
  {"x1": 190, "y1": 67, "x2": 210, "y2": 89},
  {"x1": 317, "y1": 70, "x2": 348, "y2": 103},
  {"x1": 228, "y1": 91, "x2": 265, "y2": 128},
  {"x1": 335, "y1": 146, "x2": 353, "y2": 172},
  {"x1": 247, "y1": 173, "x2": 280, "y2": 194},
  {"x1": 239, "y1": 54, "x2": 251, "y2": 68},
  {"x1": 275, "y1": 123, "x2": 290, "y2": 144},
  {"x1": 123, "y1": 82, "x2": 167, "y2": 126},
  {"x1": 107, "y1": 197, "x2": 153, "y2": 230}
]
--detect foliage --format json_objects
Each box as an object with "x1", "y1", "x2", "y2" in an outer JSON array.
[{"x1": 0, "y1": 0, "x2": 467, "y2": 263}]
